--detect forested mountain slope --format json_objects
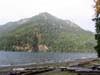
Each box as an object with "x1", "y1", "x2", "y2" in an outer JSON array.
[{"x1": 0, "y1": 12, "x2": 96, "y2": 52}]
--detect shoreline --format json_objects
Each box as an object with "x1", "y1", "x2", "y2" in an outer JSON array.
[
  {"x1": 0, "y1": 58, "x2": 99, "y2": 71},
  {"x1": 0, "y1": 57, "x2": 97, "y2": 66},
  {"x1": 0, "y1": 58, "x2": 99, "y2": 75}
]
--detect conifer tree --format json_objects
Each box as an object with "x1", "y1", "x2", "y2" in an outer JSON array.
[{"x1": 93, "y1": 0, "x2": 100, "y2": 57}]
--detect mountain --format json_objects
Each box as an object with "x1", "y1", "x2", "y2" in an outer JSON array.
[{"x1": 0, "y1": 12, "x2": 96, "y2": 52}]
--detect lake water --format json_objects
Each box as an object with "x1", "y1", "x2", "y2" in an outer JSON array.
[{"x1": 0, "y1": 51, "x2": 97, "y2": 66}]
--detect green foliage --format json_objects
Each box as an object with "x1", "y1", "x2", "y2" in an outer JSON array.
[
  {"x1": 0, "y1": 12, "x2": 96, "y2": 52},
  {"x1": 94, "y1": 18, "x2": 100, "y2": 57}
]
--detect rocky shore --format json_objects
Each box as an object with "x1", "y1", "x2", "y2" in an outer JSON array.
[{"x1": 0, "y1": 58, "x2": 100, "y2": 75}]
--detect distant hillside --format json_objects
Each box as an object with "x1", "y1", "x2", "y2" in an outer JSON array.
[{"x1": 0, "y1": 12, "x2": 96, "y2": 52}]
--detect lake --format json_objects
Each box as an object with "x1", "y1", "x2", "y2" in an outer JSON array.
[{"x1": 0, "y1": 51, "x2": 97, "y2": 66}]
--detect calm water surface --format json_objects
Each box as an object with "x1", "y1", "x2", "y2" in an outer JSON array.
[{"x1": 0, "y1": 51, "x2": 97, "y2": 66}]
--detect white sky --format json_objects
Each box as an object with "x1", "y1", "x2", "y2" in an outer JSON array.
[{"x1": 0, "y1": 0, "x2": 95, "y2": 32}]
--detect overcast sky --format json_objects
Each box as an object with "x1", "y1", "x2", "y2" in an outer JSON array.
[{"x1": 0, "y1": 0, "x2": 95, "y2": 32}]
